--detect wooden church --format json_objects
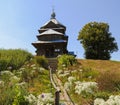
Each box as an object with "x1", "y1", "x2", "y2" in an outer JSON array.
[{"x1": 32, "y1": 11, "x2": 68, "y2": 58}]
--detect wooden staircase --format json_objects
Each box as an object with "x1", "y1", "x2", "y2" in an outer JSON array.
[{"x1": 47, "y1": 58, "x2": 58, "y2": 72}]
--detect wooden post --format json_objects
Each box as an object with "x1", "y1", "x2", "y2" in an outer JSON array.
[{"x1": 55, "y1": 90, "x2": 61, "y2": 105}]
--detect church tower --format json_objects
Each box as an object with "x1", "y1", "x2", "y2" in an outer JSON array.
[{"x1": 32, "y1": 11, "x2": 68, "y2": 57}]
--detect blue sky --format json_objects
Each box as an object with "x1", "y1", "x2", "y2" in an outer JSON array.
[{"x1": 0, "y1": 0, "x2": 120, "y2": 61}]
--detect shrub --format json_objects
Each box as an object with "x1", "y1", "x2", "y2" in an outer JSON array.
[
  {"x1": 0, "y1": 49, "x2": 33, "y2": 71},
  {"x1": 34, "y1": 56, "x2": 48, "y2": 69},
  {"x1": 0, "y1": 80, "x2": 28, "y2": 105},
  {"x1": 0, "y1": 60, "x2": 8, "y2": 71},
  {"x1": 94, "y1": 91, "x2": 111, "y2": 100},
  {"x1": 96, "y1": 70, "x2": 120, "y2": 92},
  {"x1": 58, "y1": 54, "x2": 77, "y2": 69}
]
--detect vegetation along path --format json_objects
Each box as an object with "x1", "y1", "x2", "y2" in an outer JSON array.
[{"x1": 52, "y1": 74, "x2": 75, "y2": 105}]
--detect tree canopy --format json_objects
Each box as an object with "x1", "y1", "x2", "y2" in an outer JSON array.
[{"x1": 78, "y1": 22, "x2": 118, "y2": 60}]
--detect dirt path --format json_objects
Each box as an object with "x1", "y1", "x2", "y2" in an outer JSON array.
[{"x1": 53, "y1": 74, "x2": 75, "y2": 105}]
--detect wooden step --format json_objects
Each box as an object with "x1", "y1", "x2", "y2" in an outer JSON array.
[{"x1": 47, "y1": 58, "x2": 58, "y2": 71}]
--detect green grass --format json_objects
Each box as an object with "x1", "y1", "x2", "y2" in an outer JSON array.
[
  {"x1": 1, "y1": 49, "x2": 120, "y2": 104},
  {"x1": 0, "y1": 53, "x2": 55, "y2": 104},
  {"x1": 0, "y1": 49, "x2": 33, "y2": 71}
]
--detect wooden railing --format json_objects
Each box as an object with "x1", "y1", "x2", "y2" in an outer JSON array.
[
  {"x1": 49, "y1": 66, "x2": 61, "y2": 105},
  {"x1": 49, "y1": 65, "x2": 75, "y2": 105}
]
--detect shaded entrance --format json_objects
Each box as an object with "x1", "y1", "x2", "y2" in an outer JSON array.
[{"x1": 45, "y1": 46, "x2": 54, "y2": 57}]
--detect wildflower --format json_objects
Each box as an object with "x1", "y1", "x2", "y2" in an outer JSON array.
[
  {"x1": 38, "y1": 67, "x2": 45, "y2": 73},
  {"x1": 25, "y1": 94, "x2": 37, "y2": 104},
  {"x1": 10, "y1": 76, "x2": 20, "y2": 83},
  {"x1": 68, "y1": 76, "x2": 76, "y2": 83},
  {"x1": 94, "y1": 95, "x2": 120, "y2": 105},
  {"x1": 79, "y1": 69, "x2": 83, "y2": 72},
  {"x1": 7, "y1": 66, "x2": 12, "y2": 70},
  {"x1": 75, "y1": 81, "x2": 98, "y2": 95},
  {"x1": 16, "y1": 82, "x2": 27, "y2": 88},
  {"x1": 1, "y1": 70, "x2": 14, "y2": 76},
  {"x1": 20, "y1": 67, "x2": 25, "y2": 70},
  {"x1": 37, "y1": 93, "x2": 54, "y2": 104},
  {"x1": 71, "y1": 70, "x2": 77, "y2": 73},
  {"x1": 58, "y1": 70, "x2": 70, "y2": 77},
  {"x1": 64, "y1": 82, "x2": 71, "y2": 91},
  {"x1": 31, "y1": 64, "x2": 36, "y2": 67},
  {"x1": 0, "y1": 80, "x2": 4, "y2": 87},
  {"x1": 57, "y1": 70, "x2": 63, "y2": 75},
  {"x1": 106, "y1": 95, "x2": 120, "y2": 105},
  {"x1": 94, "y1": 98, "x2": 105, "y2": 105}
]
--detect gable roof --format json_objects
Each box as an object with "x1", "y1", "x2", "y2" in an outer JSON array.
[
  {"x1": 41, "y1": 18, "x2": 66, "y2": 29},
  {"x1": 38, "y1": 29, "x2": 64, "y2": 36}
]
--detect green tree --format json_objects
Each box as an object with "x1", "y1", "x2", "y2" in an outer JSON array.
[{"x1": 78, "y1": 22, "x2": 118, "y2": 60}]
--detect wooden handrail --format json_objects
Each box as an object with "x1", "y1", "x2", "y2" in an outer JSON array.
[{"x1": 49, "y1": 66, "x2": 61, "y2": 105}]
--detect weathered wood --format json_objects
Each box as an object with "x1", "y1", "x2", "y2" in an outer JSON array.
[
  {"x1": 55, "y1": 90, "x2": 61, "y2": 105},
  {"x1": 49, "y1": 66, "x2": 61, "y2": 105},
  {"x1": 48, "y1": 58, "x2": 58, "y2": 71},
  {"x1": 32, "y1": 12, "x2": 68, "y2": 57}
]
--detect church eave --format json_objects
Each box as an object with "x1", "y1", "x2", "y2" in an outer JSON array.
[{"x1": 37, "y1": 29, "x2": 64, "y2": 36}]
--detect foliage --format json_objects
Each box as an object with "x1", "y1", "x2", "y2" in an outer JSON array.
[
  {"x1": 78, "y1": 22, "x2": 118, "y2": 60},
  {"x1": 0, "y1": 59, "x2": 8, "y2": 71},
  {"x1": 58, "y1": 54, "x2": 77, "y2": 69},
  {"x1": 0, "y1": 69, "x2": 28, "y2": 104},
  {"x1": 25, "y1": 93, "x2": 54, "y2": 105},
  {"x1": 34, "y1": 56, "x2": 48, "y2": 69},
  {"x1": 94, "y1": 95, "x2": 120, "y2": 105},
  {"x1": 94, "y1": 91, "x2": 110, "y2": 100},
  {"x1": 64, "y1": 76, "x2": 98, "y2": 97},
  {"x1": 20, "y1": 60, "x2": 54, "y2": 95},
  {"x1": 0, "y1": 57, "x2": 55, "y2": 105},
  {"x1": 74, "y1": 81, "x2": 98, "y2": 96},
  {"x1": 0, "y1": 49, "x2": 33, "y2": 71}
]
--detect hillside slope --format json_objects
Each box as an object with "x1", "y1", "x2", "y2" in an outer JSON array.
[
  {"x1": 78, "y1": 59, "x2": 120, "y2": 72},
  {"x1": 56, "y1": 59, "x2": 120, "y2": 105}
]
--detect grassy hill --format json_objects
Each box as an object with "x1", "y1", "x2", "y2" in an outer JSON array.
[
  {"x1": 0, "y1": 49, "x2": 55, "y2": 105},
  {"x1": 78, "y1": 59, "x2": 120, "y2": 72},
  {"x1": 56, "y1": 57, "x2": 120, "y2": 105},
  {"x1": 0, "y1": 50, "x2": 120, "y2": 105}
]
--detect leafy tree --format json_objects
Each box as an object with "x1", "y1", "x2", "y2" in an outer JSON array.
[{"x1": 78, "y1": 22, "x2": 118, "y2": 60}]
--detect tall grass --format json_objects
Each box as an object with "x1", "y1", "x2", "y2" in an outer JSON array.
[
  {"x1": 0, "y1": 57, "x2": 55, "y2": 104},
  {"x1": 34, "y1": 56, "x2": 48, "y2": 69},
  {"x1": 0, "y1": 49, "x2": 33, "y2": 71},
  {"x1": 96, "y1": 69, "x2": 120, "y2": 92},
  {"x1": 57, "y1": 59, "x2": 120, "y2": 104}
]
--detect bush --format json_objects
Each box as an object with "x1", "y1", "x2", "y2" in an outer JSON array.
[
  {"x1": 96, "y1": 70, "x2": 120, "y2": 92},
  {"x1": 0, "y1": 82, "x2": 29, "y2": 105},
  {"x1": 35, "y1": 56, "x2": 48, "y2": 69},
  {"x1": 0, "y1": 49, "x2": 33, "y2": 71},
  {"x1": 0, "y1": 60, "x2": 8, "y2": 71},
  {"x1": 58, "y1": 54, "x2": 77, "y2": 69},
  {"x1": 94, "y1": 91, "x2": 110, "y2": 100}
]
